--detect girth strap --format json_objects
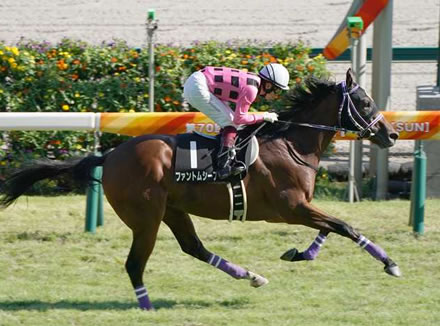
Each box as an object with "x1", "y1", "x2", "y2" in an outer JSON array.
[{"x1": 226, "y1": 178, "x2": 247, "y2": 222}]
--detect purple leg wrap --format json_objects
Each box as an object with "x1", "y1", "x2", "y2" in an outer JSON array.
[
  {"x1": 134, "y1": 286, "x2": 154, "y2": 310},
  {"x1": 357, "y1": 235, "x2": 388, "y2": 262},
  {"x1": 302, "y1": 233, "x2": 327, "y2": 260},
  {"x1": 207, "y1": 254, "x2": 248, "y2": 279}
]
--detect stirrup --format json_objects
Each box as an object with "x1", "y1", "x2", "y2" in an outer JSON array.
[
  {"x1": 216, "y1": 159, "x2": 246, "y2": 180},
  {"x1": 217, "y1": 166, "x2": 232, "y2": 180},
  {"x1": 231, "y1": 160, "x2": 246, "y2": 175}
]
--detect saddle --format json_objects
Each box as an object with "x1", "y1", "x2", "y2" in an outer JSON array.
[{"x1": 174, "y1": 131, "x2": 259, "y2": 184}]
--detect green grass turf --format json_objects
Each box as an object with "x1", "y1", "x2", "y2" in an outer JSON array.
[{"x1": 0, "y1": 195, "x2": 439, "y2": 326}]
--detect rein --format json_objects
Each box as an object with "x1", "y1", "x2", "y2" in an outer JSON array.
[
  {"x1": 284, "y1": 140, "x2": 319, "y2": 172},
  {"x1": 220, "y1": 82, "x2": 383, "y2": 173}
]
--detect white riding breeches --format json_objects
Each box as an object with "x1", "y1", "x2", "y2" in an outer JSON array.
[{"x1": 183, "y1": 71, "x2": 236, "y2": 128}]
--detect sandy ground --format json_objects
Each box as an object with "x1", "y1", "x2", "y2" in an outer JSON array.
[
  {"x1": 0, "y1": 0, "x2": 439, "y2": 155},
  {"x1": 1, "y1": 0, "x2": 438, "y2": 48}
]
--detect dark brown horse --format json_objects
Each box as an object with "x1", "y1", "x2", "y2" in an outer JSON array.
[{"x1": 0, "y1": 69, "x2": 400, "y2": 310}]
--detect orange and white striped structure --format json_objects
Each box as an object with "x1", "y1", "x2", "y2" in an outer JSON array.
[
  {"x1": 1, "y1": 111, "x2": 439, "y2": 140},
  {"x1": 323, "y1": 0, "x2": 389, "y2": 60},
  {"x1": 99, "y1": 111, "x2": 440, "y2": 141}
]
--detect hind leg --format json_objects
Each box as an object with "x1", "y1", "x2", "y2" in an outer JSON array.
[
  {"x1": 108, "y1": 191, "x2": 166, "y2": 310},
  {"x1": 163, "y1": 206, "x2": 268, "y2": 287},
  {"x1": 281, "y1": 201, "x2": 401, "y2": 277},
  {"x1": 125, "y1": 227, "x2": 160, "y2": 310}
]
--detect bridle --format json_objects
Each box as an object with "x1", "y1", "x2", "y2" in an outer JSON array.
[
  {"x1": 279, "y1": 81, "x2": 384, "y2": 139},
  {"x1": 273, "y1": 81, "x2": 384, "y2": 173},
  {"x1": 337, "y1": 81, "x2": 384, "y2": 138}
]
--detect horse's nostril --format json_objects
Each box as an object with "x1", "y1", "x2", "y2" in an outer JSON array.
[{"x1": 390, "y1": 132, "x2": 399, "y2": 140}]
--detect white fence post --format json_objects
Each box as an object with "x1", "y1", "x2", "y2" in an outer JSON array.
[{"x1": 372, "y1": 0, "x2": 393, "y2": 200}]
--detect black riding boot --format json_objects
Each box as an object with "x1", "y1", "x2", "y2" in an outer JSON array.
[{"x1": 216, "y1": 145, "x2": 245, "y2": 180}]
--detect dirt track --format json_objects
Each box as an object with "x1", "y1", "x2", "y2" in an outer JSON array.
[{"x1": 1, "y1": 0, "x2": 438, "y2": 48}]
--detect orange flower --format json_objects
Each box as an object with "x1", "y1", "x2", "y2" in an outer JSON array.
[
  {"x1": 72, "y1": 59, "x2": 81, "y2": 65},
  {"x1": 164, "y1": 96, "x2": 172, "y2": 102},
  {"x1": 118, "y1": 66, "x2": 127, "y2": 71},
  {"x1": 172, "y1": 100, "x2": 180, "y2": 105},
  {"x1": 241, "y1": 60, "x2": 248, "y2": 65},
  {"x1": 111, "y1": 57, "x2": 118, "y2": 63},
  {"x1": 56, "y1": 59, "x2": 68, "y2": 70},
  {"x1": 155, "y1": 66, "x2": 161, "y2": 72},
  {"x1": 50, "y1": 140, "x2": 62, "y2": 145},
  {"x1": 71, "y1": 74, "x2": 79, "y2": 80}
]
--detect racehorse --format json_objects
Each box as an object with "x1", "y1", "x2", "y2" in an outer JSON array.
[{"x1": 0, "y1": 69, "x2": 400, "y2": 310}]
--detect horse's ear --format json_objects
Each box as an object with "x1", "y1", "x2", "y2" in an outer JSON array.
[{"x1": 346, "y1": 68, "x2": 355, "y2": 88}]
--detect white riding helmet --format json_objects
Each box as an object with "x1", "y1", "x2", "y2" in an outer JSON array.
[{"x1": 258, "y1": 63, "x2": 290, "y2": 90}]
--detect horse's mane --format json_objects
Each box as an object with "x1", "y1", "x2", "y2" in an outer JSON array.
[{"x1": 243, "y1": 76, "x2": 338, "y2": 139}]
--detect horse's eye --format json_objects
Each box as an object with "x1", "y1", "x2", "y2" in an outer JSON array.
[{"x1": 361, "y1": 99, "x2": 373, "y2": 111}]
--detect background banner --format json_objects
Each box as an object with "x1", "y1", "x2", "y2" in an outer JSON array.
[{"x1": 99, "y1": 111, "x2": 440, "y2": 140}]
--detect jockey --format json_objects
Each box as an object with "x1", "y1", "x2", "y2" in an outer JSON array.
[{"x1": 183, "y1": 63, "x2": 290, "y2": 180}]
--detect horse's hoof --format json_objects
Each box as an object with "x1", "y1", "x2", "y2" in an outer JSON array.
[
  {"x1": 384, "y1": 263, "x2": 402, "y2": 277},
  {"x1": 247, "y1": 271, "x2": 269, "y2": 288},
  {"x1": 280, "y1": 248, "x2": 304, "y2": 262}
]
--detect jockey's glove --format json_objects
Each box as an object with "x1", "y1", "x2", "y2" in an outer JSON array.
[{"x1": 263, "y1": 112, "x2": 279, "y2": 123}]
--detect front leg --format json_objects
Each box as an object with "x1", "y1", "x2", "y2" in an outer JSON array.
[
  {"x1": 280, "y1": 201, "x2": 401, "y2": 277},
  {"x1": 280, "y1": 231, "x2": 329, "y2": 261}
]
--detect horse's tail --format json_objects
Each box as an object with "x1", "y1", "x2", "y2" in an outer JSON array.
[{"x1": 0, "y1": 154, "x2": 107, "y2": 208}]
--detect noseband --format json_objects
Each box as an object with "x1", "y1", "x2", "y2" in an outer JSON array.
[{"x1": 279, "y1": 81, "x2": 383, "y2": 139}]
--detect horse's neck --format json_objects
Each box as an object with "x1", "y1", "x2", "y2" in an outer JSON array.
[
  {"x1": 284, "y1": 128, "x2": 335, "y2": 166},
  {"x1": 285, "y1": 96, "x2": 339, "y2": 162}
]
